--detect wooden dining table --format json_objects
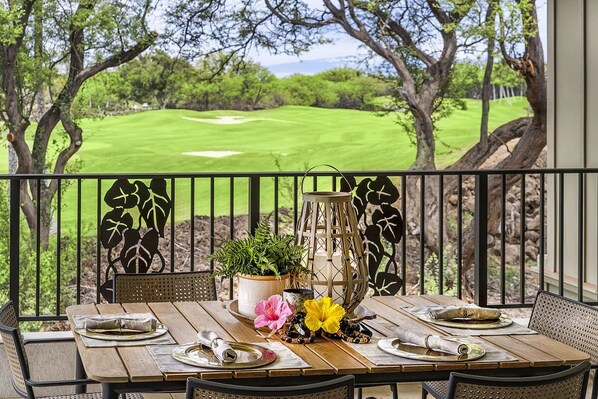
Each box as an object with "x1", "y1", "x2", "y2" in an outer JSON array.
[{"x1": 66, "y1": 295, "x2": 590, "y2": 399}]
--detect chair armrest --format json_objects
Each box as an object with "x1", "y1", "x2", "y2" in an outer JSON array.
[
  {"x1": 23, "y1": 336, "x2": 75, "y2": 345},
  {"x1": 26, "y1": 378, "x2": 96, "y2": 388},
  {"x1": 22, "y1": 331, "x2": 75, "y2": 346}
]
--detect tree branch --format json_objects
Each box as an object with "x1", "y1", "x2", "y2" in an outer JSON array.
[
  {"x1": 2, "y1": 0, "x2": 35, "y2": 134},
  {"x1": 426, "y1": 0, "x2": 450, "y2": 25},
  {"x1": 74, "y1": 32, "x2": 158, "y2": 92},
  {"x1": 365, "y1": 4, "x2": 436, "y2": 67},
  {"x1": 496, "y1": 6, "x2": 519, "y2": 66},
  {"x1": 320, "y1": 0, "x2": 415, "y2": 90},
  {"x1": 448, "y1": 117, "x2": 532, "y2": 171},
  {"x1": 264, "y1": 0, "x2": 336, "y2": 28}
]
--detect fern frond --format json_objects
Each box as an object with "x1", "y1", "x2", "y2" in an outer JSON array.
[
  {"x1": 253, "y1": 218, "x2": 272, "y2": 244},
  {"x1": 211, "y1": 215, "x2": 307, "y2": 279}
]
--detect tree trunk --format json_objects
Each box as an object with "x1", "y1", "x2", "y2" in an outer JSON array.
[
  {"x1": 458, "y1": 0, "x2": 547, "y2": 275},
  {"x1": 480, "y1": 1, "x2": 496, "y2": 152},
  {"x1": 1, "y1": 0, "x2": 157, "y2": 247},
  {"x1": 405, "y1": 99, "x2": 440, "y2": 257},
  {"x1": 460, "y1": 118, "x2": 545, "y2": 269},
  {"x1": 411, "y1": 105, "x2": 436, "y2": 170},
  {"x1": 400, "y1": 0, "x2": 547, "y2": 297},
  {"x1": 33, "y1": 0, "x2": 45, "y2": 122}
]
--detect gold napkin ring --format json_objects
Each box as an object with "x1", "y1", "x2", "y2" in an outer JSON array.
[{"x1": 424, "y1": 334, "x2": 432, "y2": 349}]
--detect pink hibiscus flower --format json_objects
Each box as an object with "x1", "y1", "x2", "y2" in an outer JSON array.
[{"x1": 254, "y1": 294, "x2": 292, "y2": 331}]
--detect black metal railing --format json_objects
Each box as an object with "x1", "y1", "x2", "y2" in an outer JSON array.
[{"x1": 2, "y1": 168, "x2": 597, "y2": 323}]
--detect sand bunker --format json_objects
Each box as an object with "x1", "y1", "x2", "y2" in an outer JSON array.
[
  {"x1": 182, "y1": 116, "x2": 267, "y2": 124},
  {"x1": 182, "y1": 115, "x2": 299, "y2": 125},
  {"x1": 183, "y1": 151, "x2": 242, "y2": 158}
]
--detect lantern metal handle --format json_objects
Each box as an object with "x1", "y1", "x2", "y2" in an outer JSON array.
[{"x1": 300, "y1": 164, "x2": 352, "y2": 194}]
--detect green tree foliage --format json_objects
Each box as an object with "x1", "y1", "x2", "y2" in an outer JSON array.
[
  {"x1": 168, "y1": 0, "x2": 481, "y2": 170},
  {"x1": 492, "y1": 60, "x2": 525, "y2": 92},
  {"x1": 119, "y1": 50, "x2": 193, "y2": 109},
  {"x1": 0, "y1": 181, "x2": 92, "y2": 328},
  {"x1": 104, "y1": 51, "x2": 392, "y2": 111},
  {"x1": 445, "y1": 62, "x2": 484, "y2": 99},
  {"x1": 278, "y1": 75, "x2": 337, "y2": 108},
  {"x1": 174, "y1": 55, "x2": 275, "y2": 110},
  {"x1": 72, "y1": 72, "x2": 129, "y2": 117},
  {"x1": 0, "y1": 0, "x2": 158, "y2": 245}
]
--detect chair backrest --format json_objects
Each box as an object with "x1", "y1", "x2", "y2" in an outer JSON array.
[
  {"x1": 0, "y1": 301, "x2": 33, "y2": 398},
  {"x1": 446, "y1": 360, "x2": 590, "y2": 399},
  {"x1": 528, "y1": 290, "x2": 598, "y2": 367},
  {"x1": 186, "y1": 375, "x2": 354, "y2": 399},
  {"x1": 113, "y1": 271, "x2": 217, "y2": 303}
]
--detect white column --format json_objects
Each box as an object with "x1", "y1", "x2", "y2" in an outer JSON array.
[{"x1": 547, "y1": 0, "x2": 598, "y2": 299}]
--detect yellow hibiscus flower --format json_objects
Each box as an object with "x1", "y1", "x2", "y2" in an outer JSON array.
[{"x1": 304, "y1": 296, "x2": 346, "y2": 334}]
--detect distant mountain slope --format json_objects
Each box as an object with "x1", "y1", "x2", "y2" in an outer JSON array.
[{"x1": 266, "y1": 57, "x2": 360, "y2": 76}]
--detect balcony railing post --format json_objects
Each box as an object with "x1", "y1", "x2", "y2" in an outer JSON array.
[
  {"x1": 474, "y1": 174, "x2": 488, "y2": 307},
  {"x1": 9, "y1": 178, "x2": 20, "y2": 317},
  {"x1": 248, "y1": 176, "x2": 260, "y2": 233}
]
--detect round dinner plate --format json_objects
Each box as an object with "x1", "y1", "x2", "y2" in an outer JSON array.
[
  {"x1": 226, "y1": 300, "x2": 257, "y2": 326},
  {"x1": 418, "y1": 314, "x2": 513, "y2": 330},
  {"x1": 75, "y1": 323, "x2": 169, "y2": 341},
  {"x1": 377, "y1": 338, "x2": 486, "y2": 362},
  {"x1": 172, "y1": 342, "x2": 277, "y2": 369}
]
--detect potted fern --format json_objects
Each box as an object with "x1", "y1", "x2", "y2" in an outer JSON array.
[{"x1": 211, "y1": 218, "x2": 307, "y2": 317}]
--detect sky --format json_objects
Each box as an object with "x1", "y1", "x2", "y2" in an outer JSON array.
[{"x1": 251, "y1": 1, "x2": 548, "y2": 76}]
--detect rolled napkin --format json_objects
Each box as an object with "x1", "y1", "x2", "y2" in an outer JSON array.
[
  {"x1": 84, "y1": 316, "x2": 157, "y2": 333},
  {"x1": 197, "y1": 330, "x2": 238, "y2": 363},
  {"x1": 393, "y1": 328, "x2": 469, "y2": 355},
  {"x1": 429, "y1": 306, "x2": 501, "y2": 321}
]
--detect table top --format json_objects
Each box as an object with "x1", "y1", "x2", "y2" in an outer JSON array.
[{"x1": 66, "y1": 295, "x2": 590, "y2": 384}]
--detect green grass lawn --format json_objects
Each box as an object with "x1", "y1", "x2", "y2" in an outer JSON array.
[{"x1": 1, "y1": 98, "x2": 529, "y2": 225}]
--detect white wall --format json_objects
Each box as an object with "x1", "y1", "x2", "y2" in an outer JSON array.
[{"x1": 547, "y1": 0, "x2": 598, "y2": 298}]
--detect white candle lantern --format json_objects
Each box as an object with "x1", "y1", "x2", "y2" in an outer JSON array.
[
  {"x1": 312, "y1": 250, "x2": 343, "y2": 304},
  {"x1": 294, "y1": 191, "x2": 368, "y2": 314}
]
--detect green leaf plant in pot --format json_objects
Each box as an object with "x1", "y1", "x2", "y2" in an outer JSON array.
[{"x1": 211, "y1": 218, "x2": 308, "y2": 317}]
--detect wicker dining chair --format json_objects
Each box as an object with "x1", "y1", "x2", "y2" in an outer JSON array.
[
  {"x1": 186, "y1": 375, "x2": 355, "y2": 399},
  {"x1": 422, "y1": 290, "x2": 598, "y2": 399},
  {"x1": 0, "y1": 300, "x2": 141, "y2": 399},
  {"x1": 113, "y1": 271, "x2": 217, "y2": 303},
  {"x1": 444, "y1": 360, "x2": 590, "y2": 399}
]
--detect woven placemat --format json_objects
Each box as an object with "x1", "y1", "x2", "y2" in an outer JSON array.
[
  {"x1": 402, "y1": 306, "x2": 537, "y2": 336},
  {"x1": 72, "y1": 313, "x2": 176, "y2": 347},
  {"x1": 148, "y1": 342, "x2": 311, "y2": 373},
  {"x1": 348, "y1": 336, "x2": 519, "y2": 366}
]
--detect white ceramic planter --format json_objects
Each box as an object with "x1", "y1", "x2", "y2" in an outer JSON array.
[{"x1": 237, "y1": 273, "x2": 290, "y2": 317}]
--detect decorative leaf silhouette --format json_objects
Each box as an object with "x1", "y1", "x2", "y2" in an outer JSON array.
[
  {"x1": 135, "y1": 179, "x2": 171, "y2": 237},
  {"x1": 120, "y1": 229, "x2": 159, "y2": 274},
  {"x1": 362, "y1": 225, "x2": 383, "y2": 276},
  {"x1": 100, "y1": 208, "x2": 133, "y2": 249},
  {"x1": 340, "y1": 175, "x2": 357, "y2": 193},
  {"x1": 371, "y1": 272, "x2": 403, "y2": 296},
  {"x1": 372, "y1": 205, "x2": 404, "y2": 244},
  {"x1": 364, "y1": 176, "x2": 399, "y2": 205},
  {"x1": 104, "y1": 179, "x2": 139, "y2": 209},
  {"x1": 352, "y1": 178, "x2": 372, "y2": 219},
  {"x1": 338, "y1": 174, "x2": 404, "y2": 297},
  {"x1": 99, "y1": 278, "x2": 114, "y2": 302}
]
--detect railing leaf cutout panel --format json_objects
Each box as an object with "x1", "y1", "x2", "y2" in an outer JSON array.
[
  {"x1": 100, "y1": 178, "x2": 171, "y2": 301},
  {"x1": 341, "y1": 175, "x2": 404, "y2": 296}
]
